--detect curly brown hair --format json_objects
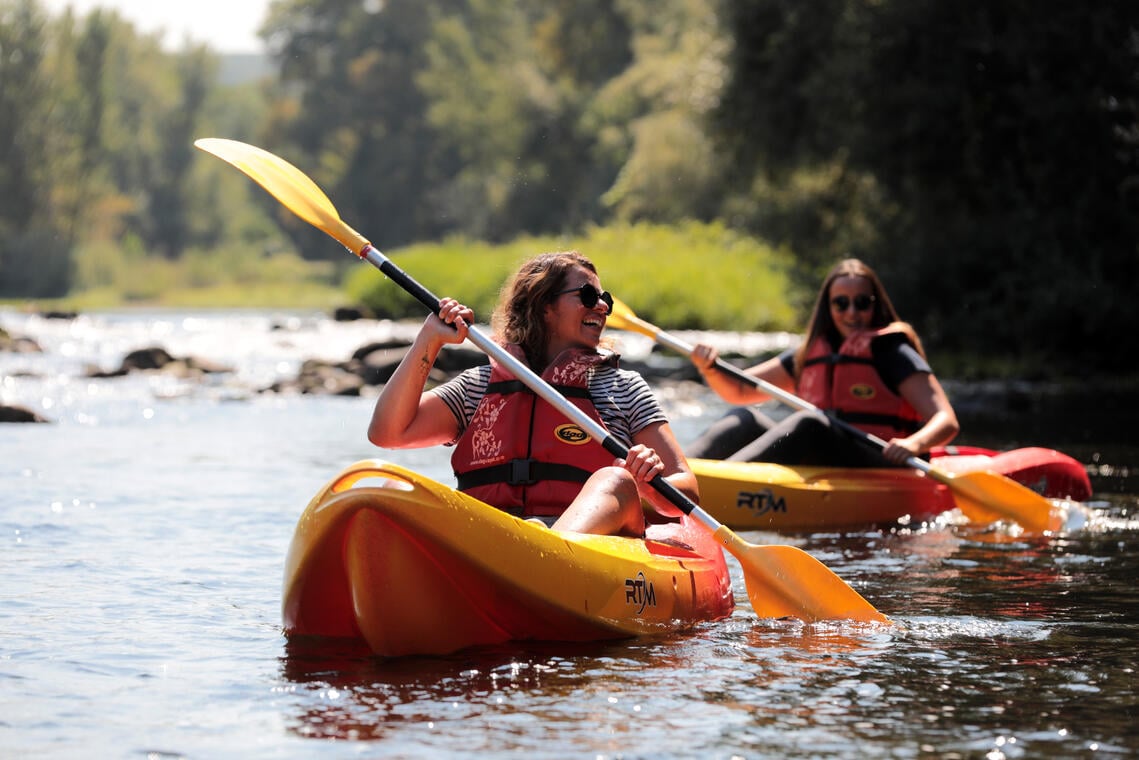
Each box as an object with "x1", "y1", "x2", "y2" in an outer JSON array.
[{"x1": 491, "y1": 251, "x2": 599, "y2": 370}]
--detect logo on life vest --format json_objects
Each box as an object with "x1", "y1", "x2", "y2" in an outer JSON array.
[
  {"x1": 554, "y1": 423, "x2": 592, "y2": 445},
  {"x1": 850, "y1": 383, "x2": 876, "y2": 400},
  {"x1": 625, "y1": 571, "x2": 657, "y2": 614}
]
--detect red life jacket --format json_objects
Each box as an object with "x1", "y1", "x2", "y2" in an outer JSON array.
[
  {"x1": 451, "y1": 345, "x2": 619, "y2": 517},
  {"x1": 797, "y1": 326, "x2": 923, "y2": 440}
]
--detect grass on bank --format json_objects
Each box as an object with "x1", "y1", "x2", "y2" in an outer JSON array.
[
  {"x1": 343, "y1": 221, "x2": 801, "y2": 332},
  {"x1": 13, "y1": 241, "x2": 347, "y2": 311},
  {"x1": 17, "y1": 222, "x2": 803, "y2": 333}
]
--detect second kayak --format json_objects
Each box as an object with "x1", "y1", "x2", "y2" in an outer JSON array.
[{"x1": 691, "y1": 446, "x2": 1089, "y2": 532}]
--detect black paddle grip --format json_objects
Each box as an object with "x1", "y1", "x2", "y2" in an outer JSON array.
[{"x1": 376, "y1": 257, "x2": 441, "y2": 314}]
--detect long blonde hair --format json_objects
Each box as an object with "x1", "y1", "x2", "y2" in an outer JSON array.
[
  {"x1": 491, "y1": 251, "x2": 599, "y2": 370},
  {"x1": 792, "y1": 258, "x2": 924, "y2": 378}
]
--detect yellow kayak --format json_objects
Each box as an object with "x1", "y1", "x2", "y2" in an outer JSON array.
[
  {"x1": 282, "y1": 460, "x2": 734, "y2": 657},
  {"x1": 691, "y1": 458, "x2": 957, "y2": 531},
  {"x1": 691, "y1": 444, "x2": 1090, "y2": 532}
]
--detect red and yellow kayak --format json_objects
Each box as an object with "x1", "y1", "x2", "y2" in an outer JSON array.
[
  {"x1": 691, "y1": 446, "x2": 1090, "y2": 532},
  {"x1": 282, "y1": 460, "x2": 734, "y2": 657}
]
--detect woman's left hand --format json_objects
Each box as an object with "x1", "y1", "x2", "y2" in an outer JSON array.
[{"x1": 618, "y1": 444, "x2": 666, "y2": 482}]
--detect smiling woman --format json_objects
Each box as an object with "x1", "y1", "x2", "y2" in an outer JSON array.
[
  {"x1": 366, "y1": 250, "x2": 696, "y2": 538},
  {"x1": 687, "y1": 257, "x2": 960, "y2": 468},
  {"x1": 40, "y1": 0, "x2": 270, "y2": 53}
]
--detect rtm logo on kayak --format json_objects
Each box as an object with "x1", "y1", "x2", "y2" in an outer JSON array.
[
  {"x1": 554, "y1": 424, "x2": 592, "y2": 445},
  {"x1": 625, "y1": 572, "x2": 656, "y2": 614},
  {"x1": 736, "y1": 489, "x2": 787, "y2": 515}
]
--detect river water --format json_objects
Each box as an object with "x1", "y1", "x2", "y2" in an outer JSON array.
[{"x1": 2, "y1": 308, "x2": 1136, "y2": 758}]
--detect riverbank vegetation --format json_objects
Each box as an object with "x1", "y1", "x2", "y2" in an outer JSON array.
[
  {"x1": 343, "y1": 222, "x2": 799, "y2": 332},
  {"x1": 52, "y1": 245, "x2": 345, "y2": 311},
  {"x1": 1, "y1": 0, "x2": 1135, "y2": 376},
  {"x1": 13, "y1": 221, "x2": 801, "y2": 331}
]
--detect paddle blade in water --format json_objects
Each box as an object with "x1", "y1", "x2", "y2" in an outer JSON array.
[
  {"x1": 194, "y1": 138, "x2": 370, "y2": 254},
  {"x1": 941, "y1": 469, "x2": 1062, "y2": 533},
  {"x1": 714, "y1": 527, "x2": 889, "y2": 624}
]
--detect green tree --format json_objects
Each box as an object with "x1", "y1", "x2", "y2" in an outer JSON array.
[
  {"x1": 416, "y1": 0, "x2": 545, "y2": 239},
  {"x1": 858, "y1": 2, "x2": 1139, "y2": 371},
  {"x1": 0, "y1": 1, "x2": 282, "y2": 298},
  {"x1": 0, "y1": 0, "x2": 71, "y2": 296},
  {"x1": 590, "y1": 0, "x2": 729, "y2": 224},
  {"x1": 261, "y1": 0, "x2": 452, "y2": 256},
  {"x1": 43, "y1": 8, "x2": 112, "y2": 247},
  {"x1": 714, "y1": 0, "x2": 1139, "y2": 372},
  {"x1": 147, "y1": 47, "x2": 215, "y2": 259},
  {"x1": 418, "y1": 0, "x2": 636, "y2": 240},
  {"x1": 260, "y1": 0, "x2": 718, "y2": 247}
]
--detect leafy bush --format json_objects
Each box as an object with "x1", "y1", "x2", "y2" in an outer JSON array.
[
  {"x1": 343, "y1": 221, "x2": 801, "y2": 331},
  {"x1": 343, "y1": 236, "x2": 526, "y2": 322}
]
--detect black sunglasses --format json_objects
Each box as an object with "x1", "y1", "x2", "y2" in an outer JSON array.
[
  {"x1": 830, "y1": 294, "x2": 876, "y2": 312},
  {"x1": 555, "y1": 283, "x2": 614, "y2": 311}
]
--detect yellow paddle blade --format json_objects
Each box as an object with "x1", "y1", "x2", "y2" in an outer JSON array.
[
  {"x1": 608, "y1": 297, "x2": 660, "y2": 340},
  {"x1": 194, "y1": 138, "x2": 371, "y2": 255},
  {"x1": 930, "y1": 468, "x2": 1062, "y2": 533},
  {"x1": 714, "y1": 527, "x2": 889, "y2": 624}
]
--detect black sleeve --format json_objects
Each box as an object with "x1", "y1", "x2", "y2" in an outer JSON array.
[
  {"x1": 778, "y1": 347, "x2": 796, "y2": 377},
  {"x1": 872, "y1": 334, "x2": 931, "y2": 394}
]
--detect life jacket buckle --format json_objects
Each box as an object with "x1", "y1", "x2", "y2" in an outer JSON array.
[{"x1": 509, "y1": 458, "x2": 537, "y2": 485}]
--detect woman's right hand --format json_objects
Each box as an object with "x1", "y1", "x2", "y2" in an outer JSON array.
[
  {"x1": 368, "y1": 297, "x2": 471, "y2": 449},
  {"x1": 426, "y1": 297, "x2": 473, "y2": 345}
]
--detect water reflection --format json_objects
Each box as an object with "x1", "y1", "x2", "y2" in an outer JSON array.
[
  {"x1": 277, "y1": 619, "x2": 902, "y2": 752},
  {"x1": 277, "y1": 634, "x2": 728, "y2": 750}
]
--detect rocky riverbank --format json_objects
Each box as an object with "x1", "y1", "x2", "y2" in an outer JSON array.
[
  {"x1": 3, "y1": 310, "x2": 1133, "y2": 436},
  {"x1": 0, "y1": 313, "x2": 707, "y2": 423}
]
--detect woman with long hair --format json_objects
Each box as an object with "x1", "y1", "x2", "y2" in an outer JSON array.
[{"x1": 687, "y1": 258, "x2": 959, "y2": 466}]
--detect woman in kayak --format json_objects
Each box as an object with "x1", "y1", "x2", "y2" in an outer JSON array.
[
  {"x1": 368, "y1": 251, "x2": 694, "y2": 537},
  {"x1": 687, "y1": 257, "x2": 959, "y2": 466}
]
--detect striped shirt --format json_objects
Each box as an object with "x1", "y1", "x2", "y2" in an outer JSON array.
[{"x1": 431, "y1": 362, "x2": 667, "y2": 448}]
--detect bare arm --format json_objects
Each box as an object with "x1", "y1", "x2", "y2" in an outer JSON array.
[
  {"x1": 882, "y1": 372, "x2": 960, "y2": 463},
  {"x1": 367, "y1": 298, "x2": 472, "y2": 449},
  {"x1": 690, "y1": 344, "x2": 796, "y2": 405}
]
